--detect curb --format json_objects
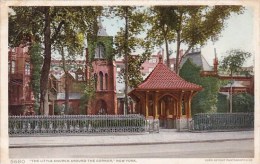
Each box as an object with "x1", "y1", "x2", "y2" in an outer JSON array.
[{"x1": 9, "y1": 138, "x2": 253, "y2": 148}]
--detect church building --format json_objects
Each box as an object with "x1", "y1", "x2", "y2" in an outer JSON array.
[{"x1": 85, "y1": 21, "x2": 117, "y2": 115}]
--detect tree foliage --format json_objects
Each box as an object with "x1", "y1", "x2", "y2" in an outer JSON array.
[
  {"x1": 217, "y1": 93, "x2": 254, "y2": 113},
  {"x1": 111, "y1": 7, "x2": 152, "y2": 87},
  {"x1": 108, "y1": 6, "x2": 152, "y2": 114},
  {"x1": 232, "y1": 93, "x2": 254, "y2": 113},
  {"x1": 220, "y1": 49, "x2": 252, "y2": 76},
  {"x1": 9, "y1": 6, "x2": 102, "y2": 115},
  {"x1": 216, "y1": 93, "x2": 229, "y2": 113},
  {"x1": 180, "y1": 59, "x2": 220, "y2": 115},
  {"x1": 147, "y1": 6, "x2": 244, "y2": 74},
  {"x1": 29, "y1": 42, "x2": 43, "y2": 114},
  {"x1": 88, "y1": 36, "x2": 114, "y2": 61}
]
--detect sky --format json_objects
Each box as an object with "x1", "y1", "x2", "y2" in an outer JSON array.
[{"x1": 101, "y1": 6, "x2": 255, "y2": 67}]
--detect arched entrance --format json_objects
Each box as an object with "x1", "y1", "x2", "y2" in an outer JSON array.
[
  {"x1": 158, "y1": 95, "x2": 178, "y2": 128},
  {"x1": 95, "y1": 99, "x2": 107, "y2": 115}
]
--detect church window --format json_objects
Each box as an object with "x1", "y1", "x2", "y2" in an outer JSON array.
[
  {"x1": 99, "y1": 71, "x2": 103, "y2": 90},
  {"x1": 11, "y1": 60, "x2": 15, "y2": 74},
  {"x1": 105, "y1": 73, "x2": 108, "y2": 90},
  {"x1": 94, "y1": 43, "x2": 105, "y2": 59},
  {"x1": 25, "y1": 62, "x2": 30, "y2": 75},
  {"x1": 8, "y1": 61, "x2": 11, "y2": 73},
  {"x1": 149, "y1": 58, "x2": 157, "y2": 63},
  {"x1": 94, "y1": 73, "x2": 98, "y2": 90},
  {"x1": 78, "y1": 74, "x2": 83, "y2": 81}
]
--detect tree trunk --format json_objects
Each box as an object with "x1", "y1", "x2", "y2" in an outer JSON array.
[
  {"x1": 61, "y1": 47, "x2": 69, "y2": 114},
  {"x1": 165, "y1": 37, "x2": 170, "y2": 68},
  {"x1": 40, "y1": 7, "x2": 51, "y2": 115},
  {"x1": 44, "y1": 90, "x2": 49, "y2": 115},
  {"x1": 124, "y1": 6, "x2": 129, "y2": 115},
  {"x1": 175, "y1": 30, "x2": 181, "y2": 74}
]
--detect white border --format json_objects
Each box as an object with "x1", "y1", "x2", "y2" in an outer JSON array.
[{"x1": 1, "y1": 0, "x2": 259, "y2": 164}]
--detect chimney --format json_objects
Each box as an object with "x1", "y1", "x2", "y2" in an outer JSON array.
[{"x1": 213, "y1": 48, "x2": 218, "y2": 72}]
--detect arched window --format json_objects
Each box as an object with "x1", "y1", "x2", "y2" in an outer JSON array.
[
  {"x1": 99, "y1": 71, "x2": 103, "y2": 90},
  {"x1": 11, "y1": 60, "x2": 15, "y2": 74},
  {"x1": 25, "y1": 62, "x2": 30, "y2": 75},
  {"x1": 94, "y1": 73, "x2": 98, "y2": 90},
  {"x1": 105, "y1": 73, "x2": 108, "y2": 90},
  {"x1": 8, "y1": 61, "x2": 11, "y2": 74},
  {"x1": 94, "y1": 43, "x2": 105, "y2": 59}
]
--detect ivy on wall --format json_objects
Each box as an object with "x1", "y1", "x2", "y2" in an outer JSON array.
[
  {"x1": 29, "y1": 42, "x2": 43, "y2": 114},
  {"x1": 179, "y1": 59, "x2": 220, "y2": 115},
  {"x1": 88, "y1": 36, "x2": 114, "y2": 62}
]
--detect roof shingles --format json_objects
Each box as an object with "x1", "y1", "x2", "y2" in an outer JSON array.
[{"x1": 136, "y1": 57, "x2": 202, "y2": 91}]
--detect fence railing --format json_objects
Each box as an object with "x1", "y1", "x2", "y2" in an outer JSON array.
[
  {"x1": 9, "y1": 114, "x2": 150, "y2": 136},
  {"x1": 192, "y1": 113, "x2": 254, "y2": 131}
]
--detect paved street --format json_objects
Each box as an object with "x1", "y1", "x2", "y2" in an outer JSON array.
[
  {"x1": 9, "y1": 130, "x2": 253, "y2": 147},
  {"x1": 9, "y1": 130, "x2": 255, "y2": 159},
  {"x1": 10, "y1": 139, "x2": 253, "y2": 158}
]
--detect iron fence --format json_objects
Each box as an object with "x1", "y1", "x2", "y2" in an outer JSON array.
[
  {"x1": 192, "y1": 113, "x2": 254, "y2": 131},
  {"x1": 9, "y1": 114, "x2": 148, "y2": 136}
]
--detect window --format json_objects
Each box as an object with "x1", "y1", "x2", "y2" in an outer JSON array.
[
  {"x1": 99, "y1": 72, "x2": 103, "y2": 90},
  {"x1": 149, "y1": 58, "x2": 156, "y2": 63},
  {"x1": 94, "y1": 43, "x2": 105, "y2": 59},
  {"x1": 116, "y1": 67, "x2": 121, "y2": 72},
  {"x1": 94, "y1": 74, "x2": 98, "y2": 90},
  {"x1": 11, "y1": 60, "x2": 15, "y2": 74},
  {"x1": 25, "y1": 62, "x2": 30, "y2": 75},
  {"x1": 105, "y1": 74, "x2": 108, "y2": 90},
  {"x1": 8, "y1": 61, "x2": 10, "y2": 74},
  {"x1": 78, "y1": 74, "x2": 83, "y2": 81}
]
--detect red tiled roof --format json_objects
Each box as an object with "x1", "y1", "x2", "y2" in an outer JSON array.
[{"x1": 136, "y1": 56, "x2": 202, "y2": 91}]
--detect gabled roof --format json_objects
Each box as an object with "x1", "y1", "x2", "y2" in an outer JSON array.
[
  {"x1": 134, "y1": 56, "x2": 202, "y2": 91},
  {"x1": 180, "y1": 51, "x2": 212, "y2": 71}
]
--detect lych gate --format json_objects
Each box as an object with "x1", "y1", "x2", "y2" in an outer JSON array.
[{"x1": 129, "y1": 56, "x2": 202, "y2": 130}]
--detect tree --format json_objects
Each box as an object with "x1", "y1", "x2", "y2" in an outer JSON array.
[
  {"x1": 220, "y1": 49, "x2": 252, "y2": 113},
  {"x1": 232, "y1": 93, "x2": 254, "y2": 113},
  {"x1": 147, "y1": 6, "x2": 244, "y2": 74},
  {"x1": 146, "y1": 7, "x2": 176, "y2": 68},
  {"x1": 9, "y1": 6, "x2": 102, "y2": 115},
  {"x1": 180, "y1": 59, "x2": 220, "y2": 115},
  {"x1": 110, "y1": 6, "x2": 152, "y2": 114},
  {"x1": 29, "y1": 42, "x2": 43, "y2": 114},
  {"x1": 53, "y1": 19, "x2": 85, "y2": 114},
  {"x1": 216, "y1": 93, "x2": 229, "y2": 113},
  {"x1": 220, "y1": 49, "x2": 252, "y2": 77}
]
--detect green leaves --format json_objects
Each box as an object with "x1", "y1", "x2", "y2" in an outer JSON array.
[
  {"x1": 112, "y1": 6, "x2": 152, "y2": 88},
  {"x1": 232, "y1": 93, "x2": 254, "y2": 113},
  {"x1": 180, "y1": 59, "x2": 220, "y2": 115},
  {"x1": 29, "y1": 42, "x2": 43, "y2": 114},
  {"x1": 146, "y1": 6, "x2": 244, "y2": 73},
  {"x1": 220, "y1": 49, "x2": 251, "y2": 76}
]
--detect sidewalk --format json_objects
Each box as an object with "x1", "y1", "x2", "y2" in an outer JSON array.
[{"x1": 9, "y1": 129, "x2": 254, "y2": 148}]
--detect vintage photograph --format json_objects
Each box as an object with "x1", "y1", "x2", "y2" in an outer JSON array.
[{"x1": 1, "y1": 1, "x2": 259, "y2": 164}]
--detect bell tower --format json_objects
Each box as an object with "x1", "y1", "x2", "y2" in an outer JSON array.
[{"x1": 85, "y1": 19, "x2": 117, "y2": 115}]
